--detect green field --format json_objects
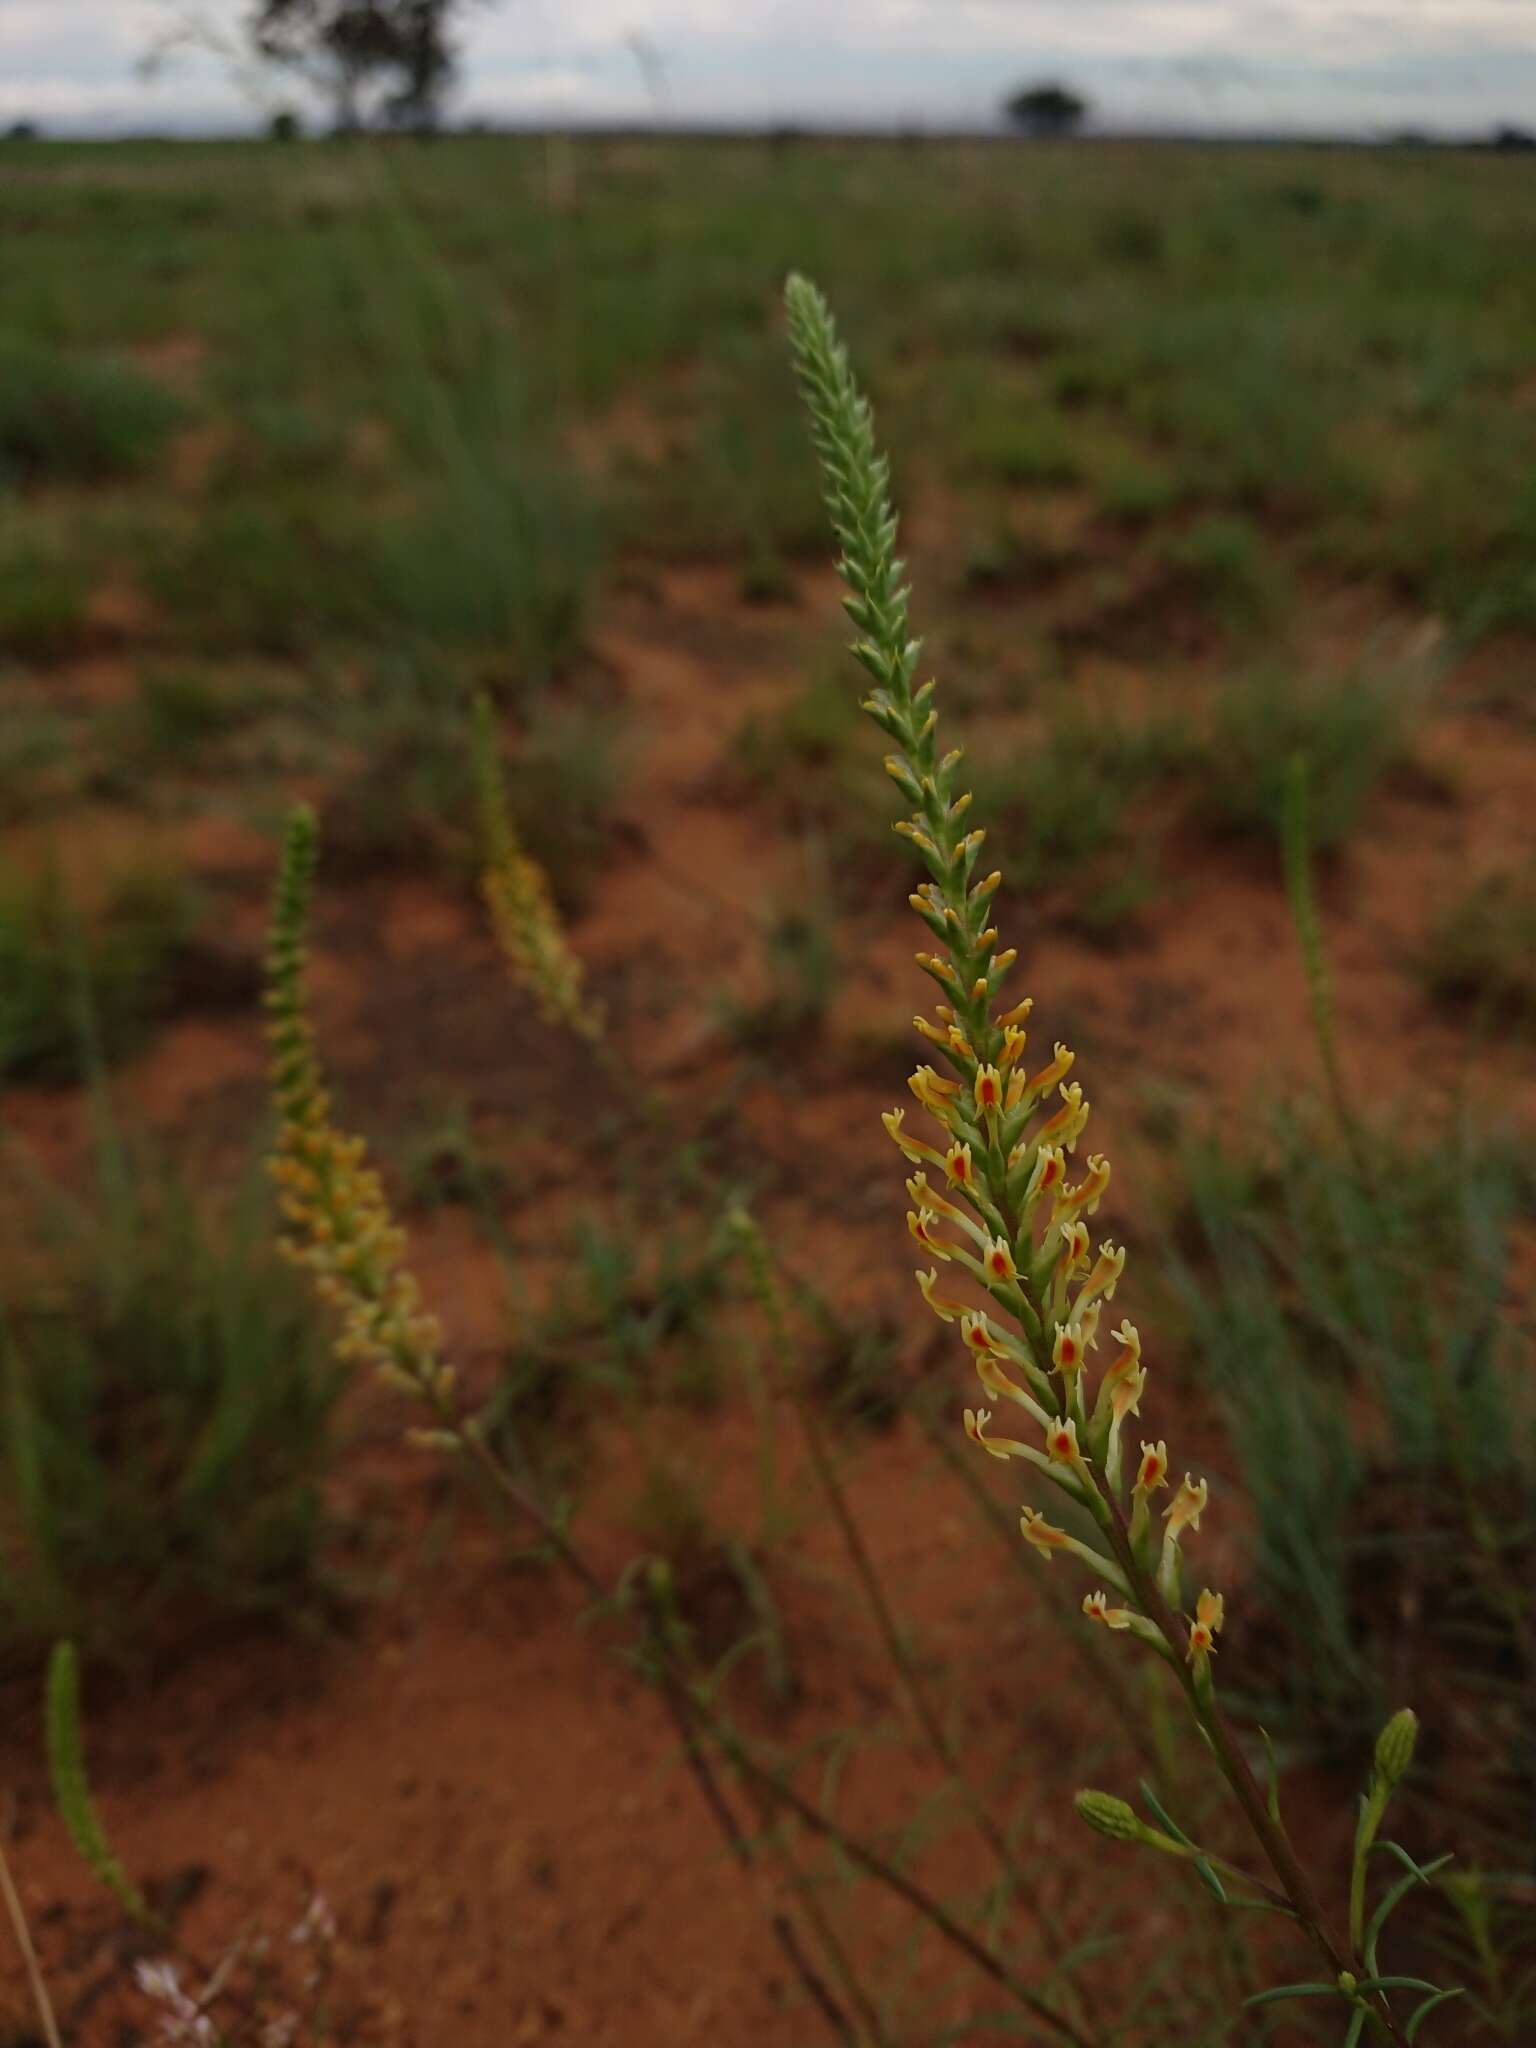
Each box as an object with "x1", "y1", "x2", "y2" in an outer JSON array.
[{"x1": 0, "y1": 133, "x2": 1532, "y2": 2047}]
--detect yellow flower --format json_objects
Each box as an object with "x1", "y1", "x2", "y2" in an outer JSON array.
[
  {"x1": 899, "y1": 823, "x2": 939, "y2": 856},
  {"x1": 1107, "y1": 1320, "x2": 1141, "y2": 1372},
  {"x1": 1020, "y1": 1506, "x2": 1072, "y2": 1557},
  {"x1": 944, "y1": 1140, "x2": 975, "y2": 1189},
  {"x1": 1073, "y1": 1241, "x2": 1125, "y2": 1314},
  {"x1": 1166, "y1": 1474, "x2": 1209, "y2": 1538},
  {"x1": 907, "y1": 1208, "x2": 955, "y2": 1260},
  {"x1": 1187, "y1": 1587, "x2": 1225, "y2": 1661},
  {"x1": 913, "y1": 948, "x2": 957, "y2": 984},
  {"x1": 1037, "y1": 1082, "x2": 1089, "y2": 1151},
  {"x1": 1134, "y1": 1441, "x2": 1169, "y2": 1496},
  {"x1": 983, "y1": 1235, "x2": 1016, "y2": 1284},
  {"x1": 882, "y1": 1107, "x2": 946, "y2": 1169},
  {"x1": 975, "y1": 1349, "x2": 1048, "y2": 1424},
  {"x1": 1111, "y1": 1368, "x2": 1145, "y2": 1425},
  {"x1": 1024, "y1": 1145, "x2": 1067, "y2": 1205},
  {"x1": 974, "y1": 1063, "x2": 1004, "y2": 1114},
  {"x1": 908, "y1": 1064, "x2": 961, "y2": 1119},
  {"x1": 1052, "y1": 1323, "x2": 1087, "y2": 1376},
  {"x1": 1055, "y1": 1219, "x2": 1091, "y2": 1276},
  {"x1": 1054, "y1": 1153, "x2": 1111, "y2": 1222},
  {"x1": 1083, "y1": 1591, "x2": 1134, "y2": 1630},
  {"x1": 965, "y1": 1408, "x2": 1032, "y2": 1461},
  {"x1": 1045, "y1": 1414, "x2": 1082, "y2": 1466},
  {"x1": 915, "y1": 1268, "x2": 970, "y2": 1321},
  {"x1": 961, "y1": 1310, "x2": 1000, "y2": 1355},
  {"x1": 904, "y1": 1172, "x2": 969, "y2": 1224},
  {"x1": 1026, "y1": 1041, "x2": 1075, "y2": 1097}
]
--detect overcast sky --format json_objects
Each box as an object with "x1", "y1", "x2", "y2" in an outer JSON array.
[{"x1": 4, "y1": 0, "x2": 1536, "y2": 138}]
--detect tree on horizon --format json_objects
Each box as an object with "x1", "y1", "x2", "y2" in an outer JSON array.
[
  {"x1": 248, "y1": 0, "x2": 472, "y2": 132},
  {"x1": 1004, "y1": 81, "x2": 1089, "y2": 138}
]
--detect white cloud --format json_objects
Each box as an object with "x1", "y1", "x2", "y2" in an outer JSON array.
[{"x1": 4, "y1": 0, "x2": 1536, "y2": 133}]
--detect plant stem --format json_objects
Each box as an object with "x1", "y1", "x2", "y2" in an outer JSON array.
[
  {"x1": 463, "y1": 1426, "x2": 867, "y2": 2039},
  {"x1": 1100, "y1": 1498, "x2": 1412, "y2": 2048},
  {"x1": 695, "y1": 1696, "x2": 1098, "y2": 2048},
  {"x1": 650, "y1": 1649, "x2": 871, "y2": 2044},
  {"x1": 0, "y1": 1833, "x2": 61, "y2": 2048},
  {"x1": 736, "y1": 1216, "x2": 1095, "y2": 2023},
  {"x1": 463, "y1": 1422, "x2": 1098, "y2": 2044}
]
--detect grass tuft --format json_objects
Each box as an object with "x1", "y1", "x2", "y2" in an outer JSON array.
[
  {"x1": 0, "y1": 527, "x2": 93, "y2": 665},
  {"x1": 0, "y1": 1144, "x2": 339, "y2": 1662},
  {"x1": 0, "y1": 861, "x2": 204, "y2": 1083},
  {"x1": 1192, "y1": 661, "x2": 1425, "y2": 850},
  {"x1": 0, "y1": 334, "x2": 181, "y2": 485},
  {"x1": 1166, "y1": 1105, "x2": 1534, "y2": 1829},
  {"x1": 1419, "y1": 870, "x2": 1536, "y2": 1029}
]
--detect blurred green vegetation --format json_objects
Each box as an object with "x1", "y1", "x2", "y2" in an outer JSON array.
[
  {"x1": 0, "y1": 1135, "x2": 339, "y2": 1662},
  {"x1": 3, "y1": 130, "x2": 1532, "y2": 915},
  {"x1": 0, "y1": 332, "x2": 180, "y2": 485},
  {"x1": 0, "y1": 861, "x2": 207, "y2": 1083},
  {"x1": 1419, "y1": 868, "x2": 1536, "y2": 1029},
  {"x1": 1, "y1": 136, "x2": 1530, "y2": 2031},
  {"x1": 1161, "y1": 1103, "x2": 1535, "y2": 1863},
  {"x1": 5, "y1": 132, "x2": 1536, "y2": 659}
]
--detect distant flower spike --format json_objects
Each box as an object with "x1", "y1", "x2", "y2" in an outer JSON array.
[
  {"x1": 472, "y1": 693, "x2": 600, "y2": 1041},
  {"x1": 265, "y1": 808, "x2": 453, "y2": 1425}
]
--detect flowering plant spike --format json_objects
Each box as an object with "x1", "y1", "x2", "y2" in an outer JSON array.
[
  {"x1": 785, "y1": 273, "x2": 1457, "y2": 2042},
  {"x1": 784, "y1": 272, "x2": 1211, "y2": 1664},
  {"x1": 265, "y1": 805, "x2": 455, "y2": 1432},
  {"x1": 471, "y1": 693, "x2": 600, "y2": 1039}
]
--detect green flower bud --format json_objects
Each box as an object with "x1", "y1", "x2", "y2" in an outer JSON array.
[
  {"x1": 1074, "y1": 1790, "x2": 1142, "y2": 1843},
  {"x1": 1374, "y1": 1708, "x2": 1418, "y2": 1788}
]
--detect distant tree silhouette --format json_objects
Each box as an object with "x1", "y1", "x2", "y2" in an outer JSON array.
[
  {"x1": 1492, "y1": 123, "x2": 1536, "y2": 152},
  {"x1": 268, "y1": 106, "x2": 303, "y2": 140},
  {"x1": 248, "y1": 0, "x2": 467, "y2": 132},
  {"x1": 1004, "y1": 82, "x2": 1088, "y2": 139},
  {"x1": 5, "y1": 119, "x2": 39, "y2": 141}
]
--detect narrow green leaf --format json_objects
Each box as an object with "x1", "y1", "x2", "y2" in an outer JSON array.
[
  {"x1": 1137, "y1": 1779, "x2": 1196, "y2": 1848},
  {"x1": 1405, "y1": 1988, "x2": 1465, "y2": 2040},
  {"x1": 1372, "y1": 1839, "x2": 1441, "y2": 1883},
  {"x1": 1365, "y1": 1854, "x2": 1456, "y2": 1972},
  {"x1": 1245, "y1": 1982, "x2": 1340, "y2": 2007},
  {"x1": 1260, "y1": 1726, "x2": 1282, "y2": 1825},
  {"x1": 1192, "y1": 1856, "x2": 1228, "y2": 1903},
  {"x1": 45, "y1": 1643, "x2": 147, "y2": 1921}
]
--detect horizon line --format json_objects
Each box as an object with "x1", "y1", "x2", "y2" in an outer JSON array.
[{"x1": 7, "y1": 114, "x2": 1530, "y2": 147}]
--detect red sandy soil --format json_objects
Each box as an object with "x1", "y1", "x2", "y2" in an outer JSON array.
[{"x1": 0, "y1": 560, "x2": 1531, "y2": 2047}]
